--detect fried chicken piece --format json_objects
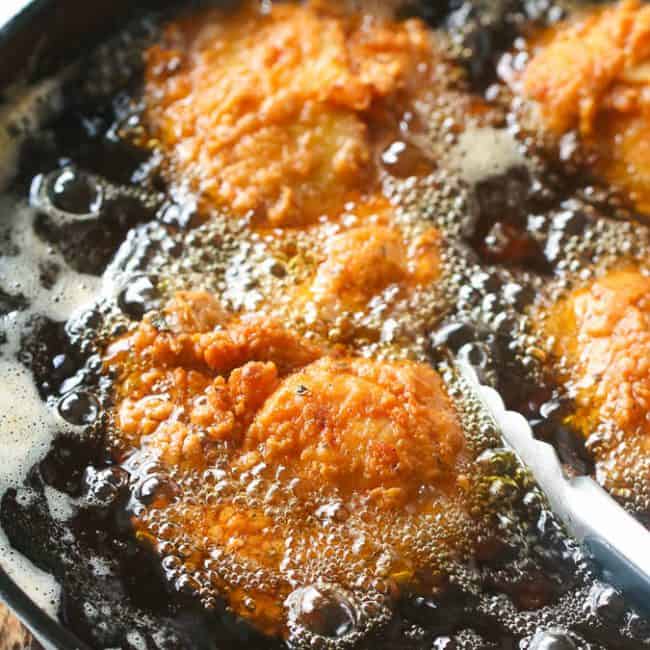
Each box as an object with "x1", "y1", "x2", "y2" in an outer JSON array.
[
  {"x1": 307, "y1": 223, "x2": 441, "y2": 319},
  {"x1": 542, "y1": 267, "x2": 650, "y2": 494},
  {"x1": 107, "y1": 292, "x2": 472, "y2": 636},
  {"x1": 520, "y1": 0, "x2": 650, "y2": 212},
  {"x1": 285, "y1": 196, "x2": 441, "y2": 329},
  {"x1": 108, "y1": 292, "x2": 463, "y2": 498},
  {"x1": 311, "y1": 226, "x2": 408, "y2": 307},
  {"x1": 521, "y1": 0, "x2": 650, "y2": 136},
  {"x1": 106, "y1": 299, "x2": 323, "y2": 465},
  {"x1": 244, "y1": 355, "x2": 464, "y2": 503},
  {"x1": 143, "y1": 1, "x2": 433, "y2": 226}
]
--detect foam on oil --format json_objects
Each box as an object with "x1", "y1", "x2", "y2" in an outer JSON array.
[{"x1": 0, "y1": 76, "x2": 98, "y2": 619}]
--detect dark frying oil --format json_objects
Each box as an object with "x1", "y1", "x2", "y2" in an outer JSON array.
[{"x1": 2, "y1": 2, "x2": 650, "y2": 650}]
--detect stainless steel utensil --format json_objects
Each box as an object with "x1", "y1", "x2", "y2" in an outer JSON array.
[{"x1": 458, "y1": 360, "x2": 650, "y2": 610}]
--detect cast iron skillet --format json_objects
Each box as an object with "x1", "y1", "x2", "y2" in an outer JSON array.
[{"x1": 0, "y1": 3, "x2": 174, "y2": 646}]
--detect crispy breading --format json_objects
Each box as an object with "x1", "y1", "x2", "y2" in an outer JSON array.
[
  {"x1": 522, "y1": 0, "x2": 650, "y2": 135},
  {"x1": 306, "y1": 221, "x2": 441, "y2": 318},
  {"x1": 108, "y1": 293, "x2": 463, "y2": 499},
  {"x1": 107, "y1": 292, "x2": 471, "y2": 635},
  {"x1": 143, "y1": 1, "x2": 433, "y2": 225},
  {"x1": 520, "y1": 0, "x2": 650, "y2": 211},
  {"x1": 106, "y1": 303, "x2": 323, "y2": 463},
  {"x1": 244, "y1": 355, "x2": 464, "y2": 502},
  {"x1": 543, "y1": 268, "x2": 650, "y2": 492}
]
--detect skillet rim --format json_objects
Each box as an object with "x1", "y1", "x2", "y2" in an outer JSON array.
[{"x1": 0, "y1": 2, "x2": 127, "y2": 647}]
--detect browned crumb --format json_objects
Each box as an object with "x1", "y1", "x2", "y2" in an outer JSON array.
[
  {"x1": 143, "y1": 0, "x2": 434, "y2": 226},
  {"x1": 542, "y1": 267, "x2": 650, "y2": 493},
  {"x1": 106, "y1": 292, "x2": 472, "y2": 636},
  {"x1": 520, "y1": 0, "x2": 650, "y2": 212}
]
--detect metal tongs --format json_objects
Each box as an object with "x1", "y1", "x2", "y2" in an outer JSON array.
[{"x1": 457, "y1": 361, "x2": 650, "y2": 610}]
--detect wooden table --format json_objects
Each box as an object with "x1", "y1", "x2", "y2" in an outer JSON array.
[{"x1": 0, "y1": 603, "x2": 38, "y2": 650}]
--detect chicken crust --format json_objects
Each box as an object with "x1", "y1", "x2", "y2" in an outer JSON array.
[
  {"x1": 107, "y1": 291, "x2": 465, "y2": 501},
  {"x1": 106, "y1": 292, "x2": 471, "y2": 635},
  {"x1": 521, "y1": 0, "x2": 650, "y2": 211},
  {"x1": 245, "y1": 355, "x2": 464, "y2": 502},
  {"x1": 542, "y1": 268, "x2": 650, "y2": 494},
  {"x1": 303, "y1": 219, "x2": 441, "y2": 321},
  {"x1": 143, "y1": 0, "x2": 433, "y2": 226},
  {"x1": 106, "y1": 295, "x2": 323, "y2": 465}
]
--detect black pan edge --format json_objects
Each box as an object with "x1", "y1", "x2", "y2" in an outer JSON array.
[
  {"x1": 0, "y1": 566, "x2": 90, "y2": 649},
  {"x1": 0, "y1": 3, "x2": 123, "y2": 647}
]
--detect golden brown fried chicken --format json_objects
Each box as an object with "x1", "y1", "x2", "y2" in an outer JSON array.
[
  {"x1": 143, "y1": 0, "x2": 434, "y2": 226},
  {"x1": 244, "y1": 355, "x2": 463, "y2": 502},
  {"x1": 106, "y1": 292, "x2": 472, "y2": 636},
  {"x1": 303, "y1": 219, "x2": 441, "y2": 321},
  {"x1": 542, "y1": 267, "x2": 650, "y2": 495},
  {"x1": 108, "y1": 291, "x2": 465, "y2": 499},
  {"x1": 520, "y1": 0, "x2": 650, "y2": 212},
  {"x1": 106, "y1": 294, "x2": 323, "y2": 465}
]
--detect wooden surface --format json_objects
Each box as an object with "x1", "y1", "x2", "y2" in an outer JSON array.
[{"x1": 0, "y1": 603, "x2": 37, "y2": 650}]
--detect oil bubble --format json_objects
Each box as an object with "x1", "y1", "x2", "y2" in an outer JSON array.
[
  {"x1": 287, "y1": 584, "x2": 358, "y2": 638},
  {"x1": 58, "y1": 390, "x2": 99, "y2": 425},
  {"x1": 117, "y1": 274, "x2": 159, "y2": 320},
  {"x1": 527, "y1": 629, "x2": 577, "y2": 650},
  {"x1": 83, "y1": 466, "x2": 129, "y2": 509},
  {"x1": 47, "y1": 167, "x2": 104, "y2": 216}
]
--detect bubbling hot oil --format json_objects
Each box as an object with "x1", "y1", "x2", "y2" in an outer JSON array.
[
  {"x1": 1, "y1": 1, "x2": 650, "y2": 649},
  {"x1": 103, "y1": 311, "x2": 485, "y2": 640}
]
